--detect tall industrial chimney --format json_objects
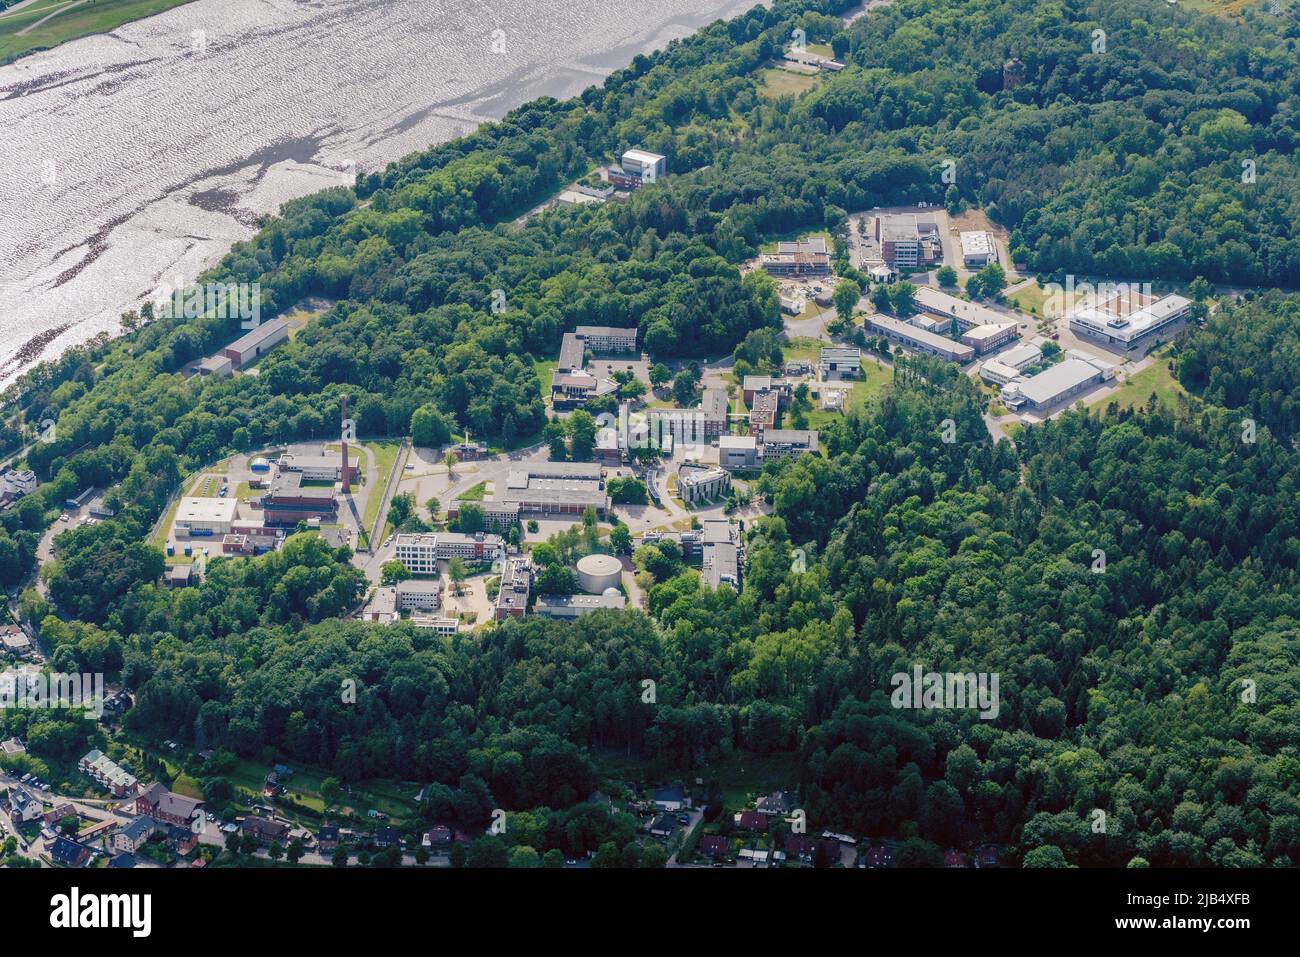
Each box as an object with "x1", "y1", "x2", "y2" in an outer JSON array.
[{"x1": 340, "y1": 393, "x2": 351, "y2": 494}]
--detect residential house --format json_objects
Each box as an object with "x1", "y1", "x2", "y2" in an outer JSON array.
[
  {"x1": 136, "y1": 782, "x2": 204, "y2": 828},
  {"x1": 318, "y1": 826, "x2": 340, "y2": 850},
  {"x1": 649, "y1": 813, "x2": 677, "y2": 838},
  {"x1": 7, "y1": 787, "x2": 40, "y2": 825},
  {"x1": 113, "y1": 816, "x2": 156, "y2": 854},
  {"x1": 49, "y1": 836, "x2": 91, "y2": 868},
  {"x1": 699, "y1": 835, "x2": 730, "y2": 861},
  {"x1": 735, "y1": 810, "x2": 769, "y2": 832},
  {"x1": 241, "y1": 815, "x2": 290, "y2": 845},
  {"x1": 43, "y1": 803, "x2": 77, "y2": 828},
  {"x1": 652, "y1": 785, "x2": 688, "y2": 812},
  {"x1": 755, "y1": 791, "x2": 797, "y2": 816}
]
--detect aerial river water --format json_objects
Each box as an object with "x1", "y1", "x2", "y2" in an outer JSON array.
[{"x1": 0, "y1": 0, "x2": 758, "y2": 387}]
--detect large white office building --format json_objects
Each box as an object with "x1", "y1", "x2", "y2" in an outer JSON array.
[{"x1": 1068, "y1": 293, "x2": 1192, "y2": 351}]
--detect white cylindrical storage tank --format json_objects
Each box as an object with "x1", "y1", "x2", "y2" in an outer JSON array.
[{"x1": 577, "y1": 553, "x2": 623, "y2": 594}]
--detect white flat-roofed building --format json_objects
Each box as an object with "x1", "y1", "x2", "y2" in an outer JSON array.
[
  {"x1": 961, "y1": 321, "x2": 1019, "y2": 355},
  {"x1": 913, "y1": 288, "x2": 1008, "y2": 331},
  {"x1": 760, "y1": 237, "x2": 831, "y2": 277},
  {"x1": 912, "y1": 314, "x2": 948, "y2": 333},
  {"x1": 959, "y1": 231, "x2": 996, "y2": 267},
  {"x1": 621, "y1": 149, "x2": 667, "y2": 181},
  {"x1": 702, "y1": 542, "x2": 740, "y2": 590},
  {"x1": 719, "y1": 435, "x2": 758, "y2": 470},
  {"x1": 174, "y1": 497, "x2": 238, "y2": 535},
  {"x1": 278, "y1": 451, "x2": 360, "y2": 483},
  {"x1": 395, "y1": 532, "x2": 504, "y2": 574},
  {"x1": 759, "y1": 429, "x2": 819, "y2": 460},
  {"x1": 409, "y1": 616, "x2": 459, "y2": 635},
  {"x1": 998, "y1": 342, "x2": 1043, "y2": 370},
  {"x1": 866, "y1": 314, "x2": 975, "y2": 363},
  {"x1": 396, "y1": 578, "x2": 444, "y2": 612},
  {"x1": 1068, "y1": 293, "x2": 1192, "y2": 351},
  {"x1": 574, "y1": 325, "x2": 638, "y2": 353},
  {"x1": 875, "y1": 215, "x2": 940, "y2": 269},
  {"x1": 1000, "y1": 357, "x2": 1109, "y2": 411},
  {"x1": 979, "y1": 359, "x2": 1024, "y2": 387},
  {"x1": 678, "y1": 466, "x2": 731, "y2": 505},
  {"x1": 535, "y1": 590, "x2": 626, "y2": 619},
  {"x1": 222, "y1": 318, "x2": 288, "y2": 369},
  {"x1": 820, "y1": 346, "x2": 862, "y2": 381}
]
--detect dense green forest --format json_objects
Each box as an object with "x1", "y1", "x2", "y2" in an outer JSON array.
[{"x1": 2, "y1": 0, "x2": 1299, "y2": 867}]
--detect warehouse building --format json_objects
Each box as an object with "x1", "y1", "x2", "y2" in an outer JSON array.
[
  {"x1": 461, "y1": 462, "x2": 609, "y2": 518},
  {"x1": 278, "y1": 450, "x2": 360, "y2": 484},
  {"x1": 174, "y1": 497, "x2": 239, "y2": 536},
  {"x1": 221, "y1": 318, "x2": 289, "y2": 369},
  {"x1": 758, "y1": 429, "x2": 819, "y2": 460},
  {"x1": 819, "y1": 346, "x2": 862, "y2": 381},
  {"x1": 702, "y1": 542, "x2": 740, "y2": 590},
  {"x1": 959, "y1": 231, "x2": 996, "y2": 267},
  {"x1": 535, "y1": 590, "x2": 626, "y2": 619},
  {"x1": 719, "y1": 435, "x2": 758, "y2": 470},
  {"x1": 866, "y1": 314, "x2": 974, "y2": 363},
  {"x1": 1000, "y1": 356, "x2": 1114, "y2": 412}
]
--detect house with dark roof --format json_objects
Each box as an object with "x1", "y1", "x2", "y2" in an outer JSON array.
[
  {"x1": 734, "y1": 810, "x2": 768, "y2": 832},
  {"x1": 784, "y1": 833, "x2": 841, "y2": 865},
  {"x1": 114, "y1": 816, "x2": 156, "y2": 854},
  {"x1": 136, "y1": 781, "x2": 204, "y2": 827},
  {"x1": 699, "y1": 835, "x2": 730, "y2": 860},
  {"x1": 423, "y1": 825, "x2": 452, "y2": 848},
  {"x1": 945, "y1": 848, "x2": 968, "y2": 868},
  {"x1": 108, "y1": 853, "x2": 137, "y2": 869},
  {"x1": 50, "y1": 836, "x2": 91, "y2": 868},
  {"x1": 651, "y1": 785, "x2": 687, "y2": 812},
  {"x1": 974, "y1": 844, "x2": 1003, "y2": 868},
  {"x1": 240, "y1": 815, "x2": 289, "y2": 844},
  {"x1": 318, "y1": 825, "x2": 340, "y2": 850},
  {"x1": 374, "y1": 826, "x2": 400, "y2": 848},
  {"x1": 863, "y1": 845, "x2": 895, "y2": 868},
  {"x1": 755, "y1": 790, "x2": 797, "y2": 816},
  {"x1": 649, "y1": 814, "x2": 677, "y2": 838},
  {"x1": 7, "y1": 787, "x2": 40, "y2": 825}
]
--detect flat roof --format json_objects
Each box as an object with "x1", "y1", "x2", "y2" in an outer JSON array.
[
  {"x1": 959, "y1": 231, "x2": 995, "y2": 255},
  {"x1": 762, "y1": 429, "x2": 818, "y2": 448},
  {"x1": 1014, "y1": 358, "x2": 1103, "y2": 405},
  {"x1": 536, "y1": 592, "x2": 626, "y2": 612},
  {"x1": 702, "y1": 542, "x2": 739, "y2": 588},
  {"x1": 962, "y1": 322, "x2": 1018, "y2": 342},
  {"x1": 999, "y1": 342, "x2": 1043, "y2": 368},
  {"x1": 396, "y1": 579, "x2": 443, "y2": 594},
  {"x1": 820, "y1": 347, "x2": 861, "y2": 360},
  {"x1": 867, "y1": 314, "x2": 975, "y2": 360},
  {"x1": 719, "y1": 435, "x2": 757, "y2": 449},
  {"x1": 575, "y1": 325, "x2": 636, "y2": 339},
  {"x1": 1070, "y1": 293, "x2": 1192, "y2": 342},
  {"x1": 175, "y1": 497, "x2": 238, "y2": 524},
  {"x1": 622, "y1": 148, "x2": 665, "y2": 165},
  {"x1": 557, "y1": 333, "x2": 585, "y2": 371},
  {"x1": 913, "y1": 288, "x2": 1007, "y2": 327}
]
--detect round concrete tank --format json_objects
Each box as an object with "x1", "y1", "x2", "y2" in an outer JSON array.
[{"x1": 577, "y1": 553, "x2": 623, "y2": 593}]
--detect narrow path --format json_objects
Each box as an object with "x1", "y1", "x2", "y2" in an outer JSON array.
[{"x1": 17, "y1": 0, "x2": 85, "y2": 36}]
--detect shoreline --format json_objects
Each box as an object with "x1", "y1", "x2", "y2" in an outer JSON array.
[{"x1": 0, "y1": 0, "x2": 762, "y2": 394}]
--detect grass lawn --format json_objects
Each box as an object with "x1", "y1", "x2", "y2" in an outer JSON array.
[
  {"x1": 533, "y1": 358, "x2": 557, "y2": 399},
  {"x1": 804, "y1": 360, "x2": 892, "y2": 428},
  {"x1": 0, "y1": 0, "x2": 197, "y2": 64},
  {"x1": 1102, "y1": 353, "x2": 1187, "y2": 413},
  {"x1": 757, "y1": 66, "x2": 821, "y2": 99},
  {"x1": 782, "y1": 336, "x2": 826, "y2": 363},
  {"x1": 334, "y1": 441, "x2": 399, "y2": 536},
  {"x1": 280, "y1": 299, "x2": 332, "y2": 340},
  {"x1": 458, "y1": 481, "x2": 488, "y2": 501}
]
